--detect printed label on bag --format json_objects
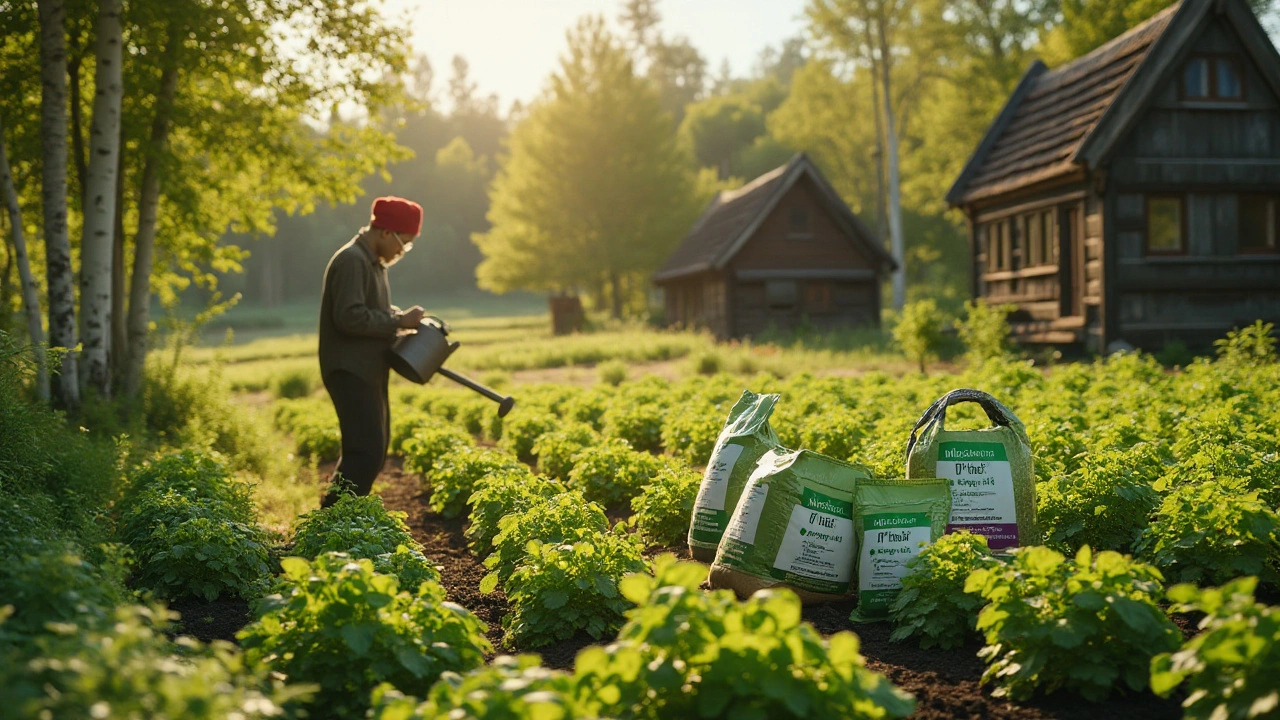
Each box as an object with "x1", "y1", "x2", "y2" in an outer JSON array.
[
  {"x1": 724, "y1": 481, "x2": 769, "y2": 546},
  {"x1": 690, "y1": 443, "x2": 746, "y2": 542},
  {"x1": 769, "y1": 487, "x2": 854, "y2": 594},
  {"x1": 936, "y1": 441, "x2": 1018, "y2": 548},
  {"x1": 858, "y1": 511, "x2": 932, "y2": 614}
]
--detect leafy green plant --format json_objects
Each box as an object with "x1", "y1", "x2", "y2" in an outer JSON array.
[
  {"x1": 566, "y1": 438, "x2": 664, "y2": 507},
  {"x1": 465, "y1": 470, "x2": 561, "y2": 558},
  {"x1": 426, "y1": 446, "x2": 523, "y2": 518},
  {"x1": 402, "y1": 424, "x2": 473, "y2": 476},
  {"x1": 0, "y1": 538, "x2": 128, "y2": 641},
  {"x1": 630, "y1": 465, "x2": 700, "y2": 547},
  {"x1": 892, "y1": 299, "x2": 946, "y2": 373},
  {"x1": 372, "y1": 545, "x2": 443, "y2": 591},
  {"x1": 799, "y1": 405, "x2": 868, "y2": 462},
  {"x1": 272, "y1": 367, "x2": 317, "y2": 399},
  {"x1": 291, "y1": 494, "x2": 420, "y2": 560},
  {"x1": 965, "y1": 545, "x2": 1180, "y2": 701},
  {"x1": 889, "y1": 531, "x2": 998, "y2": 650},
  {"x1": 481, "y1": 492, "x2": 609, "y2": 590},
  {"x1": 561, "y1": 390, "x2": 609, "y2": 429},
  {"x1": 369, "y1": 655, "x2": 581, "y2": 720},
  {"x1": 659, "y1": 399, "x2": 722, "y2": 464},
  {"x1": 123, "y1": 450, "x2": 255, "y2": 523},
  {"x1": 239, "y1": 553, "x2": 490, "y2": 719},
  {"x1": 958, "y1": 300, "x2": 1014, "y2": 365},
  {"x1": 273, "y1": 398, "x2": 342, "y2": 462},
  {"x1": 498, "y1": 412, "x2": 559, "y2": 463},
  {"x1": 601, "y1": 399, "x2": 666, "y2": 453},
  {"x1": 501, "y1": 532, "x2": 647, "y2": 648},
  {"x1": 1037, "y1": 444, "x2": 1164, "y2": 554},
  {"x1": 391, "y1": 410, "x2": 442, "y2": 455},
  {"x1": 1213, "y1": 320, "x2": 1276, "y2": 367},
  {"x1": 530, "y1": 423, "x2": 599, "y2": 480},
  {"x1": 1151, "y1": 577, "x2": 1280, "y2": 720},
  {"x1": 598, "y1": 360, "x2": 629, "y2": 386},
  {"x1": 1135, "y1": 477, "x2": 1280, "y2": 586},
  {"x1": 574, "y1": 554, "x2": 916, "y2": 719}
]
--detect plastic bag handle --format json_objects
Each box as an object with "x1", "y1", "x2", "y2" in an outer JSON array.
[{"x1": 906, "y1": 389, "x2": 1013, "y2": 457}]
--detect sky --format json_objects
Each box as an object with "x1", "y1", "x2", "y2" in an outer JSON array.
[{"x1": 381, "y1": 0, "x2": 809, "y2": 110}]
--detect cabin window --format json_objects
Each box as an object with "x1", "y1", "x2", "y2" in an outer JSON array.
[
  {"x1": 1146, "y1": 196, "x2": 1185, "y2": 254},
  {"x1": 765, "y1": 280, "x2": 798, "y2": 309},
  {"x1": 788, "y1": 207, "x2": 811, "y2": 237},
  {"x1": 987, "y1": 220, "x2": 1011, "y2": 271},
  {"x1": 1027, "y1": 213, "x2": 1042, "y2": 266},
  {"x1": 1239, "y1": 195, "x2": 1279, "y2": 253},
  {"x1": 1182, "y1": 56, "x2": 1244, "y2": 101},
  {"x1": 805, "y1": 282, "x2": 833, "y2": 313}
]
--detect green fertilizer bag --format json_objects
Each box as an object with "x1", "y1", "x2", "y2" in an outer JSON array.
[
  {"x1": 849, "y1": 478, "x2": 951, "y2": 621},
  {"x1": 905, "y1": 389, "x2": 1037, "y2": 550},
  {"x1": 688, "y1": 390, "x2": 781, "y2": 563},
  {"x1": 708, "y1": 449, "x2": 872, "y2": 604}
]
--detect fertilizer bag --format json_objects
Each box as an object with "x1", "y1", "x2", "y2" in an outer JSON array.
[
  {"x1": 688, "y1": 390, "x2": 782, "y2": 562},
  {"x1": 708, "y1": 449, "x2": 871, "y2": 604},
  {"x1": 905, "y1": 388, "x2": 1036, "y2": 549},
  {"x1": 850, "y1": 478, "x2": 951, "y2": 621}
]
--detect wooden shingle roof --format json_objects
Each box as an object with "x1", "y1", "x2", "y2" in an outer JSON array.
[{"x1": 654, "y1": 154, "x2": 894, "y2": 283}]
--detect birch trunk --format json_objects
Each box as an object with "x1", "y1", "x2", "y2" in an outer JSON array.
[
  {"x1": 0, "y1": 119, "x2": 51, "y2": 402},
  {"x1": 122, "y1": 31, "x2": 180, "y2": 399},
  {"x1": 875, "y1": 14, "x2": 906, "y2": 311},
  {"x1": 38, "y1": 0, "x2": 80, "y2": 409},
  {"x1": 79, "y1": 0, "x2": 124, "y2": 396},
  {"x1": 111, "y1": 145, "x2": 126, "y2": 385}
]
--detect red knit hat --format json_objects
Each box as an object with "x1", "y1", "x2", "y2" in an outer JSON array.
[{"x1": 370, "y1": 196, "x2": 423, "y2": 236}]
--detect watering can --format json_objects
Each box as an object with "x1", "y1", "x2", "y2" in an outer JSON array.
[{"x1": 388, "y1": 317, "x2": 516, "y2": 417}]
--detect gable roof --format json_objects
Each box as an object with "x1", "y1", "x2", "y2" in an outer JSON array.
[{"x1": 654, "y1": 154, "x2": 895, "y2": 283}]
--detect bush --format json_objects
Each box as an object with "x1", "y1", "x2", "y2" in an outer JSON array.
[
  {"x1": 566, "y1": 439, "x2": 665, "y2": 507},
  {"x1": 402, "y1": 424, "x2": 473, "y2": 477},
  {"x1": 598, "y1": 360, "x2": 629, "y2": 386},
  {"x1": 481, "y1": 492, "x2": 609, "y2": 590},
  {"x1": 1037, "y1": 444, "x2": 1164, "y2": 554},
  {"x1": 561, "y1": 390, "x2": 609, "y2": 429},
  {"x1": 123, "y1": 450, "x2": 255, "y2": 523},
  {"x1": 0, "y1": 538, "x2": 128, "y2": 641},
  {"x1": 501, "y1": 532, "x2": 647, "y2": 649},
  {"x1": 465, "y1": 470, "x2": 561, "y2": 558},
  {"x1": 659, "y1": 399, "x2": 722, "y2": 465},
  {"x1": 238, "y1": 554, "x2": 490, "y2": 719},
  {"x1": 370, "y1": 655, "x2": 581, "y2": 720},
  {"x1": 889, "y1": 531, "x2": 998, "y2": 650},
  {"x1": 1151, "y1": 577, "x2": 1280, "y2": 720},
  {"x1": 601, "y1": 400, "x2": 666, "y2": 453},
  {"x1": 958, "y1": 300, "x2": 1014, "y2": 365},
  {"x1": 273, "y1": 398, "x2": 341, "y2": 462},
  {"x1": 799, "y1": 405, "x2": 868, "y2": 462},
  {"x1": 893, "y1": 299, "x2": 946, "y2": 373},
  {"x1": 630, "y1": 465, "x2": 700, "y2": 547},
  {"x1": 574, "y1": 555, "x2": 916, "y2": 719},
  {"x1": 1135, "y1": 477, "x2": 1280, "y2": 586},
  {"x1": 1213, "y1": 320, "x2": 1277, "y2": 367},
  {"x1": 291, "y1": 494, "x2": 419, "y2": 560},
  {"x1": 530, "y1": 422, "x2": 598, "y2": 480},
  {"x1": 965, "y1": 545, "x2": 1181, "y2": 701},
  {"x1": 427, "y1": 446, "x2": 524, "y2": 518},
  {"x1": 272, "y1": 367, "x2": 317, "y2": 399},
  {"x1": 498, "y1": 412, "x2": 559, "y2": 463},
  {"x1": 687, "y1": 349, "x2": 723, "y2": 376},
  {"x1": 372, "y1": 545, "x2": 443, "y2": 592}
]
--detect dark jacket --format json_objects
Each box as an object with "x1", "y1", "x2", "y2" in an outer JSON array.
[{"x1": 318, "y1": 237, "x2": 401, "y2": 389}]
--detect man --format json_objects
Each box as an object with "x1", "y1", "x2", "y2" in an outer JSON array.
[{"x1": 318, "y1": 196, "x2": 426, "y2": 507}]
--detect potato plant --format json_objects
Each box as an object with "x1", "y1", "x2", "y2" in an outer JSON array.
[
  {"x1": 402, "y1": 424, "x2": 473, "y2": 477},
  {"x1": 290, "y1": 496, "x2": 439, "y2": 589},
  {"x1": 566, "y1": 439, "x2": 665, "y2": 507},
  {"x1": 889, "y1": 531, "x2": 999, "y2": 650},
  {"x1": 465, "y1": 469, "x2": 561, "y2": 558},
  {"x1": 499, "y1": 412, "x2": 560, "y2": 463},
  {"x1": 659, "y1": 398, "x2": 722, "y2": 465},
  {"x1": 370, "y1": 655, "x2": 581, "y2": 720},
  {"x1": 530, "y1": 422, "x2": 599, "y2": 480},
  {"x1": 480, "y1": 492, "x2": 609, "y2": 590},
  {"x1": 630, "y1": 465, "x2": 701, "y2": 547},
  {"x1": 425, "y1": 446, "x2": 523, "y2": 518}
]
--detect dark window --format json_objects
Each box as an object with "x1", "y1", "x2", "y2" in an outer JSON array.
[
  {"x1": 789, "y1": 207, "x2": 810, "y2": 234},
  {"x1": 765, "y1": 280, "x2": 798, "y2": 309},
  {"x1": 1240, "y1": 195, "x2": 1279, "y2": 253},
  {"x1": 1182, "y1": 56, "x2": 1244, "y2": 101},
  {"x1": 805, "y1": 282, "x2": 833, "y2": 313},
  {"x1": 1146, "y1": 196, "x2": 1184, "y2": 254}
]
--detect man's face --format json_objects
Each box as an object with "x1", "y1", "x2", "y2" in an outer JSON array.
[{"x1": 376, "y1": 228, "x2": 416, "y2": 267}]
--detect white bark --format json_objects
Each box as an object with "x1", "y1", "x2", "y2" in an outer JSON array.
[
  {"x1": 79, "y1": 0, "x2": 124, "y2": 397},
  {"x1": 0, "y1": 119, "x2": 51, "y2": 403},
  {"x1": 38, "y1": 0, "x2": 80, "y2": 409},
  {"x1": 876, "y1": 14, "x2": 906, "y2": 311}
]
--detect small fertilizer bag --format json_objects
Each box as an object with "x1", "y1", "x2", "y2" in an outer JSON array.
[
  {"x1": 905, "y1": 389, "x2": 1037, "y2": 550},
  {"x1": 688, "y1": 390, "x2": 781, "y2": 563},
  {"x1": 708, "y1": 449, "x2": 871, "y2": 604},
  {"x1": 850, "y1": 478, "x2": 951, "y2": 621}
]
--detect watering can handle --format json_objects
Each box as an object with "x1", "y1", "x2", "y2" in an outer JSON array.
[
  {"x1": 906, "y1": 389, "x2": 1012, "y2": 457},
  {"x1": 422, "y1": 315, "x2": 450, "y2": 336}
]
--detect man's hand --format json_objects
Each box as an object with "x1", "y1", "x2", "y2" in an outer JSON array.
[{"x1": 397, "y1": 306, "x2": 425, "y2": 328}]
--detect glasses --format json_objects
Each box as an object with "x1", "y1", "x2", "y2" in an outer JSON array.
[{"x1": 391, "y1": 232, "x2": 414, "y2": 254}]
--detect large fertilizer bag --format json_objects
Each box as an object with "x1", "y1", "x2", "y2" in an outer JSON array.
[
  {"x1": 709, "y1": 448, "x2": 871, "y2": 604},
  {"x1": 849, "y1": 478, "x2": 951, "y2": 621},
  {"x1": 687, "y1": 390, "x2": 782, "y2": 563},
  {"x1": 905, "y1": 388, "x2": 1037, "y2": 550}
]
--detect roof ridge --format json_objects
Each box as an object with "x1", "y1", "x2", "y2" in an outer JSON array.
[
  {"x1": 1043, "y1": 1, "x2": 1182, "y2": 82},
  {"x1": 719, "y1": 154, "x2": 800, "y2": 202}
]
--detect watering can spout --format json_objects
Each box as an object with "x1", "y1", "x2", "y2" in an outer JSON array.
[{"x1": 388, "y1": 319, "x2": 516, "y2": 417}]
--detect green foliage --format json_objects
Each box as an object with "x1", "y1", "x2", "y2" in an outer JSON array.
[
  {"x1": 958, "y1": 300, "x2": 1014, "y2": 364},
  {"x1": 501, "y1": 533, "x2": 647, "y2": 649},
  {"x1": 660, "y1": 399, "x2": 723, "y2": 465},
  {"x1": 291, "y1": 494, "x2": 420, "y2": 562},
  {"x1": 1135, "y1": 478, "x2": 1280, "y2": 586},
  {"x1": 965, "y1": 546, "x2": 1181, "y2": 701},
  {"x1": 239, "y1": 554, "x2": 490, "y2": 719},
  {"x1": 531, "y1": 423, "x2": 599, "y2": 480},
  {"x1": 465, "y1": 470, "x2": 562, "y2": 558},
  {"x1": 1151, "y1": 577, "x2": 1280, "y2": 720},
  {"x1": 272, "y1": 367, "x2": 318, "y2": 399},
  {"x1": 574, "y1": 555, "x2": 916, "y2": 719},
  {"x1": 1214, "y1": 320, "x2": 1277, "y2": 367},
  {"x1": 403, "y1": 424, "x2": 474, "y2": 476},
  {"x1": 598, "y1": 360, "x2": 629, "y2": 386},
  {"x1": 889, "y1": 531, "x2": 998, "y2": 650},
  {"x1": 1037, "y1": 444, "x2": 1164, "y2": 553},
  {"x1": 481, "y1": 492, "x2": 609, "y2": 590},
  {"x1": 370, "y1": 655, "x2": 581, "y2": 720},
  {"x1": 630, "y1": 465, "x2": 701, "y2": 547},
  {"x1": 892, "y1": 300, "x2": 947, "y2": 373},
  {"x1": 602, "y1": 399, "x2": 666, "y2": 453},
  {"x1": 427, "y1": 446, "x2": 524, "y2": 518},
  {"x1": 0, "y1": 539, "x2": 129, "y2": 641},
  {"x1": 372, "y1": 545, "x2": 443, "y2": 592},
  {"x1": 498, "y1": 412, "x2": 560, "y2": 463},
  {"x1": 566, "y1": 438, "x2": 665, "y2": 506},
  {"x1": 273, "y1": 398, "x2": 342, "y2": 462},
  {"x1": 799, "y1": 405, "x2": 868, "y2": 461}
]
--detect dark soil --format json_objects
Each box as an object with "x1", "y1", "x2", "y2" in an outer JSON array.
[{"x1": 167, "y1": 596, "x2": 253, "y2": 644}]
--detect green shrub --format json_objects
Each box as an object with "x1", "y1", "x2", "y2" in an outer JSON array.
[
  {"x1": 501, "y1": 532, "x2": 646, "y2": 649},
  {"x1": 273, "y1": 398, "x2": 342, "y2": 462},
  {"x1": 453, "y1": 397, "x2": 494, "y2": 436},
  {"x1": 601, "y1": 400, "x2": 665, "y2": 453},
  {"x1": 427, "y1": 446, "x2": 524, "y2": 518},
  {"x1": 272, "y1": 367, "x2": 317, "y2": 399},
  {"x1": 893, "y1": 299, "x2": 946, "y2": 373},
  {"x1": 1151, "y1": 577, "x2": 1280, "y2": 720},
  {"x1": 370, "y1": 655, "x2": 581, "y2": 720},
  {"x1": 1037, "y1": 444, "x2": 1164, "y2": 554},
  {"x1": 0, "y1": 538, "x2": 128, "y2": 641},
  {"x1": 965, "y1": 545, "x2": 1180, "y2": 701},
  {"x1": 498, "y1": 412, "x2": 559, "y2": 463},
  {"x1": 889, "y1": 531, "x2": 997, "y2": 650},
  {"x1": 799, "y1": 405, "x2": 868, "y2": 462},
  {"x1": 687, "y1": 349, "x2": 723, "y2": 376},
  {"x1": 561, "y1": 390, "x2": 609, "y2": 429},
  {"x1": 574, "y1": 555, "x2": 916, "y2": 719},
  {"x1": 630, "y1": 465, "x2": 700, "y2": 547},
  {"x1": 1135, "y1": 477, "x2": 1280, "y2": 586},
  {"x1": 391, "y1": 410, "x2": 439, "y2": 455},
  {"x1": 291, "y1": 494, "x2": 420, "y2": 561},
  {"x1": 958, "y1": 300, "x2": 1014, "y2": 365},
  {"x1": 598, "y1": 360, "x2": 629, "y2": 386},
  {"x1": 465, "y1": 470, "x2": 561, "y2": 558},
  {"x1": 239, "y1": 554, "x2": 490, "y2": 719},
  {"x1": 481, "y1": 492, "x2": 609, "y2": 590},
  {"x1": 659, "y1": 400, "x2": 722, "y2": 465},
  {"x1": 1213, "y1": 320, "x2": 1277, "y2": 367},
  {"x1": 123, "y1": 450, "x2": 254, "y2": 523},
  {"x1": 372, "y1": 545, "x2": 443, "y2": 592},
  {"x1": 402, "y1": 424, "x2": 473, "y2": 476},
  {"x1": 530, "y1": 423, "x2": 598, "y2": 480},
  {"x1": 566, "y1": 439, "x2": 665, "y2": 507}
]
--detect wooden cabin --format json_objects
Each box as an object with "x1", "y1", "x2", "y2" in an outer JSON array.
[
  {"x1": 653, "y1": 154, "x2": 895, "y2": 339},
  {"x1": 948, "y1": 0, "x2": 1280, "y2": 352}
]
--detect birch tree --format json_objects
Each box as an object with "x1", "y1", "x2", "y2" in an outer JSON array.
[
  {"x1": 37, "y1": 0, "x2": 79, "y2": 409},
  {"x1": 79, "y1": 0, "x2": 123, "y2": 396},
  {"x1": 0, "y1": 117, "x2": 50, "y2": 402}
]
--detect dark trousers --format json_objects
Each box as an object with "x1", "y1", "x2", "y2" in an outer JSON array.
[{"x1": 321, "y1": 370, "x2": 389, "y2": 508}]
